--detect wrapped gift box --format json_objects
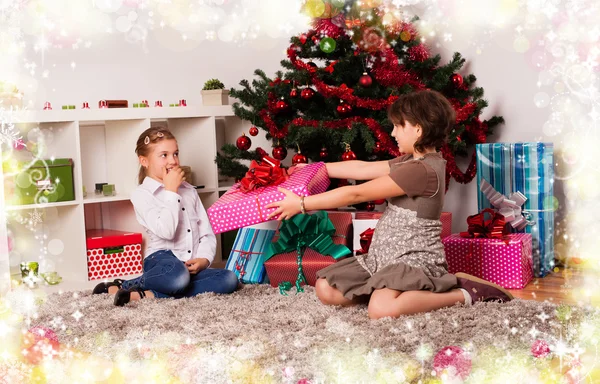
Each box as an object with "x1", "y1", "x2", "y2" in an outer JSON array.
[
  {"x1": 4, "y1": 158, "x2": 75, "y2": 206},
  {"x1": 264, "y1": 211, "x2": 352, "y2": 287},
  {"x1": 443, "y1": 233, "x2": 533, "y2": 289},
  {"x1": 208, "y1": 162, "x2": 329, "y2": 234},
  {"x1": 86, "y1": 229, "x2": 143, "y2": 281},
  {"x1": 476, "y1": 143, "x2": 554, "y2": 277},
  {"x1": 352, "y1": 219, "x2": 378, "y2": 255},
  {"x1": 225, "y1": 226, "x2": 277, "y2": 284}
]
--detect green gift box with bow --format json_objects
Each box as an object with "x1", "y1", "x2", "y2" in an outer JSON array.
[{"x1": 263, "y1": 211, "x2": 352, "y2": 294}]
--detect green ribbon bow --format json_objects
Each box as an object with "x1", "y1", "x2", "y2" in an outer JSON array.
[{"x1": 262, "y1": 211, "x2": 351, "y2": 295}]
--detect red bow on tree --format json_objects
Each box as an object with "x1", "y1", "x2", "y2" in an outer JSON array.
[
  {"x1": 460, "y1": 208, "x2": 509, "y2": 240},
  {"x1": 355, "y1": 228, "x2": 375, "y2": 255},
  {"x1": 239, "y1": 156, "x2": 288, "y2": 192}
]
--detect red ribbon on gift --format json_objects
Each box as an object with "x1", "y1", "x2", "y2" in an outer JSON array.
[
  {"x1": 355, "y1": 228, "x2": 375, "y2": 256},
  {"x1": 239, "y1": 156, "x2": 289, "y2": 193},
  {"x1": 459, "y1": 208, "x2": 510, "y2": 277},
  {"x1": 459, "y1": 208, "x2": 509, "y2": 240}
]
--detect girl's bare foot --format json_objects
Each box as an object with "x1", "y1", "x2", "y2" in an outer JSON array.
[
  {"x1": 108, "y1": 286, "x2": 119, "y2": 295},
  {"x1": 130, "y1": 290, "x2": 155, "y2": 300}
]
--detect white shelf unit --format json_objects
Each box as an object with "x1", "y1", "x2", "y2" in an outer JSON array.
[{"x1": 2, "y1": 106, "x2": 257, "y2": 294}]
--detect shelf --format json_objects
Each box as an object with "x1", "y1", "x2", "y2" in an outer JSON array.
[
  {"x1": 83, "y1": 194, "x2": 130, "y2": 204},
  {"x1": 197, "y1": 187, "x2": 217, "y2": 194},
  {"x1": 3, "y1": 107, "x2": 253, "y2": 293},
  {"x1": 5, "y1": 200, "x2": 80, "y2": 211},
  {"x1": 14, "y1": 105, "x2": 235, "y2": 124}
]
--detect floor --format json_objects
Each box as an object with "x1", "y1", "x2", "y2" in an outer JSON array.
[{"x1": 508, "y1": 266, "x2": 586, "y2": 306}]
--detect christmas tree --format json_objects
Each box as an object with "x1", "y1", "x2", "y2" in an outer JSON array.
[{"x1": 217, "y1": 0, "x2": 504, "y2": 191}]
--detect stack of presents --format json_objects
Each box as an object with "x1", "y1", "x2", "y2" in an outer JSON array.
[{"x1": 208, "y1": 142, "x2": 554, "y2": 292}]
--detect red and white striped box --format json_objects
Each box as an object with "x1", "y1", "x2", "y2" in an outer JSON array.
[{"x1": 86, "y1": 229, "x2": 143, "y2": 281}]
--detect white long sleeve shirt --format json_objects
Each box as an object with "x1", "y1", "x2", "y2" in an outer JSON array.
[{"x1": 131, "y1": 177, "x2": 216, "y2": 265}]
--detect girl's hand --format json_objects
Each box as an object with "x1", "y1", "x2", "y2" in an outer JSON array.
[
  {"x1": 287, "y1": 163, "x2": 309, "y2": 176},
  {"x1": 266, "y1": 187, "x2": 302, "y2": 221},
  {"x1": 163, "y1": 166, "x2": 185, "y2": 192},
  {"x1": 185, "y1": 258, "x2": 209, "y2": 274}
]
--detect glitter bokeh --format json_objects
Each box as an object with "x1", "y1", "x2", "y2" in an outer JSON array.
[{"x1": 1, "y1": 0, "x2": 600, "y2": 382}]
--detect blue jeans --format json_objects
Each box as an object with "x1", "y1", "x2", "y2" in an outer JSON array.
[{"x1": 121, "y1": 250, "x2": 238, "y2": 299}]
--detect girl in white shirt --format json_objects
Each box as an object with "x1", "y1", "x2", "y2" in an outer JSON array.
[{"x1": 93, "y1": 127, "x2": 239, "y2": 306}]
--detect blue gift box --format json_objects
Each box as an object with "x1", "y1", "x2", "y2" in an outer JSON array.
[
  {"x1": 226, "y1": 227, "x2": 276, "y2": 284},
  {"x1": 476, "y1": 142, "x2": 555, "y2": 277}
]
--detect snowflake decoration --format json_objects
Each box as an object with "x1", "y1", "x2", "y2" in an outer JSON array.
[
  {"x1": 0, "y1": 115, "x2": 22, "y2": 149},
  {"x1": 28, "y1": 210, "x2": 43, "y2": 228}
]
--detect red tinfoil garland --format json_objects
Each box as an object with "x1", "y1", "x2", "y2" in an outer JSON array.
[
  {"x1": 313, "y1": 15, "x2": 346, "y2": 39},
  {"x1": 455, "y1": 102, "x2": 477, "y2": 123},
  {"x1": 407, "y1": 44, "x2": 429, "y2": 62}
]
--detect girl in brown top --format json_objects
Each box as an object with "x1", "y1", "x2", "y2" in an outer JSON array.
[{"x1": 267, "y1": 90, "x2": 513, "y2": 319}]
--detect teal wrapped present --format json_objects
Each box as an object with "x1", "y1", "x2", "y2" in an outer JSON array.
[
  {"x1": 226, "y1": 227, "x2": 276, "y2": 284},
  {"x1": 476, "y1": 143, "x2": 554, "y2": 277}
]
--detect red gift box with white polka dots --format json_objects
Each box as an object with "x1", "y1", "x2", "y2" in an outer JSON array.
[
  {"x1": 86, "y1": 229, "x2": 143, "y2": 281},
  {"x1": 442, "y1": 233, "x2": 533, "y2": 289}
]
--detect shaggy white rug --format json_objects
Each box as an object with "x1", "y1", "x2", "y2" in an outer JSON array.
[{"x1": 25, "y1": 285, "x2": 593, "y2": 383}]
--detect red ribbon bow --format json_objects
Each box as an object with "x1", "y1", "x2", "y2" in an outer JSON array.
[
  {"x1": 324, "y1": 61, "x2": 338, "y2": 73},
  {"x1": 239, "y1": 156, "x2": 289, "y2": 193},
  {"x1": 355, "y1": 228, "x2": 375, "y2": 255},
  {"x1": 460, "y1": 208, "x2": 509, "y2": 240},
  {"x1": 345, "y1": 18, "x2": 362, "y2": 29}
]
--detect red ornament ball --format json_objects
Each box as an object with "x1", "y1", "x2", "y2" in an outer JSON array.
[
  {"x1": 319, "y1": 147, "x2": 328, "y2": 159},
  {"x1": 374, "y1": 142, "x2": 383, "y2": 152},
  {"x1": 366, "y1": 201, "x2": 375, "y2": 211},
  {"x1": 450, "y1": 73, "x2": 463, "y2": 88},
  {"x1": 249, "y1": 126, "x2": 259, "y2": 136},
  {"x1": 373, "y1": 199, "x2": 386, "y2": 205},
  {"x1": 272, "y1": 146, "x2": 288, "y2": 160},
  {"x1": 299, "y1": 34, "x2": 307, "y2": 44},
  {"x1": 290, "y1": 89, "x2": 299, "y2": 98},
  {"x1": 275, "y1": 99, "x2": 289, "y2": 113},
  {"x1": 359, "y1": 72, "x2": 373, "y2": 87},
  {"x1": 301, "y1": 88, "x2": 315, "y2": 100},
  {"x1": 292, "y1": 152, "x2": 308, "y2": 165},
  {"x1": 336, "y1": 102, "x2": 352, "y2": 117},
  {"x1": 341, "y1": 148, "x2": 357, "y2": 161},
  {"x1": 432, "y1": 346, "x2": 472, "y2": 381},
  {"x1": 236, "y1": 133, "x2": 252, "y2": 151}
]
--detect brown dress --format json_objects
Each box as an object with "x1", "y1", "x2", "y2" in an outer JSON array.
[{"x1": 316, "y1": 152, "x2": 459, "y2": 300}]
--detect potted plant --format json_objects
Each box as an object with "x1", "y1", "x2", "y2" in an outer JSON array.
[{"x1": 201, "y1": 79, "x2": 229, "y2": 106}]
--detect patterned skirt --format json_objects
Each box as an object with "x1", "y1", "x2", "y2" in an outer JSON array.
[{"x1": 316, "y1": 256, "x2": 458, "y2": 300}]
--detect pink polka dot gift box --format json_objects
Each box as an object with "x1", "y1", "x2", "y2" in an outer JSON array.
[
  {"x1": 442, "y1": 233, "x2": 533, "y2": 289},
  {"x1": 86, "y1": 229, "x2": 143, "y2": 281},
  {"x1": 208, "y1": 162, "x2": 330, "y2": 234}
]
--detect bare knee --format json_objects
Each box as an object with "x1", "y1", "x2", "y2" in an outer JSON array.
[
  {"x1": 315, "y1": 278, "x2": 338, "y2": 305},
  {"x1": 368, "y1": 291, "x2": 407, "y2": 319}
]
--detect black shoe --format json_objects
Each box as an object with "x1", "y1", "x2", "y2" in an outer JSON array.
[
  {"x1": 114, "y1": 287, "x2": 147, "y2": 307},
  {"x1": 92, "y1": 279, "x2": 125, "y2": 295}
]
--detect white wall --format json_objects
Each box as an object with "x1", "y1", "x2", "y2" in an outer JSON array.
[{"x1": 22, "y1": 14, "x2": 559, "y2": 234}]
